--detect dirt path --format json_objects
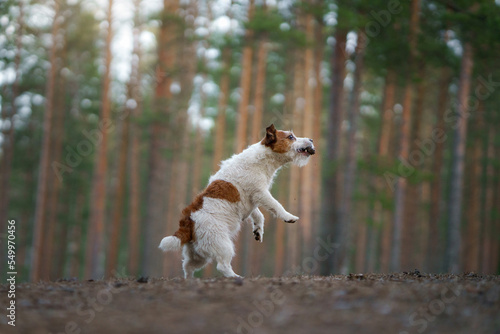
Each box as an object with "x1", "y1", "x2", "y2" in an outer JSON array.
[{"x1": 1, "y1": 273, "x2": 499, "y2": 334}]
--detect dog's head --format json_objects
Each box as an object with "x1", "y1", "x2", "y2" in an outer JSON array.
[{"x1": 261, "y1": 124, "x2": 315, "y2": 167}]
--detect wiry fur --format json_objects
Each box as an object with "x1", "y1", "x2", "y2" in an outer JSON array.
[{"x1": 159, "y1": 124, "x2": 315, "y2": 278}]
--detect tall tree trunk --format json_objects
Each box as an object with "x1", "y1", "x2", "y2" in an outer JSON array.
[
  {"x1": 85, "y1": 0, "x2": 114, "y2": 279},
  {"x1": 143, "y1": 0, "x2": 179, "y2": 277},
  {"x1": 164, "y1": 3, "x2": 197, "y2": 277},
  {"x1": 401, "y1": 67, "x2": 426, "y2": 271},
  {"x1": 105, "y1": 96, "x2": 131, "y2": 277},
  {"x1": 31, "y1": 1, "x2": 60, "y2": 281},
  {"x1": 321, "y1": 28, "x2": 347, "y2": 274},
  {"x1": 378, "y1": 70, "x2": 396, "y2": 273},
  {"x1": 427, "y1": 68, "x2": 451, "y2": 272},
  {"x1": 490, "y1": 162, "x2": 500, "y2": 274},
  {"x1": 463, "y1": 102, "x2": 483, "y2": 272},
  {"x1": 127, "y1": 0, "x2": 143, "y2": 277},
  {"x1": 481, "y1": 125, "x2": 495, "y2": 273},
  {"x1": 300, "y1": 12, "x2": 316, "y2": 253},
  {"x1": 192, "y1": 91, "x2": 206, "y2": 198},
  {"x1": 250, "y1": 38, "x2": 268, "y2": 143},
  {"x1": 355, "y1": 216, "x2": 368, "y2": 272},
  {"x1": 287, "y1": 48, "x2": 305, "y2": 270},
  {"x1": 17, "y1": 169, "x2": 34, "y2": 277},
  {"x1": 274, "y1": 176, "x2": 288, "y2": 275},
  {"x1": 312, "y1": 15, "x2": 324, "y2": 229},
  {"x1": 53, "y1": 198, "x2": 69, "y2": 278},
  {"x1": 70, "y1": 192, "x2": 85, "y2": 278},
  {"x1": 45, "y1": 42, "x2": 68, "y2": 280},
  {"x1": 232, "y1": 1, "x2": 256, "y2": 276},
  {"x1": 212, "y1": 47, "x2": 231, "y2": 173},
  {"x1": 234, "y1": 0, "x2": 255, "y2": 153},
  {"x1": 391, "y1": 0, "x2": 420, "y2": 271},
  {"x1": 338, "y1": 32, "x2": 366, "y2": 274},
  {"x1": 249, "y1": 14, "x2": 269, "y2": 274},
  {"x1": 446, "y1": 42, "x2": 474, "y2": 274}
]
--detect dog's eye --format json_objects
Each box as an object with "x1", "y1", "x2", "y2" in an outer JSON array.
[{"x1": 287, "y1": 135, "x2": 295, "y2": 140}]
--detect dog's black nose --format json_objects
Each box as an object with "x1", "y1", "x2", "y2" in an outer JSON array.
[
  {"x1": 309, "y1": 138, "x2": 313, "y2": 143},
  {"x1": 306, "y1": 147, "x2": 315, "y2": 155}
]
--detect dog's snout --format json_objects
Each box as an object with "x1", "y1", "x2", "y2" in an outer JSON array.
[
  {"x1": 306, "y1": 147, "x2": 315, "y2": 155},
  {"x1": 309, "y1": 138, "x2": 313, "y2": 143}
]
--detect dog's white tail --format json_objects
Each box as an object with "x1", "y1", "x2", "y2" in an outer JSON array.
[{"x1": 158, "y1": 236, "x2": 181, "y2": 252}]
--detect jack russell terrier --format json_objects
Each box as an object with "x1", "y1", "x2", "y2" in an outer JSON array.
[{"x1": 159, "y1": 124, "x2": 315, "y2": 277}]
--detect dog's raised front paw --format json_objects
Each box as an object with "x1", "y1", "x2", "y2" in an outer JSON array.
[
  {"x1": 284, "y1": 214, "x2": 299, "y2": 224},
  {"x1": 253, "y1": 228, "x2": 264, "y2": 242}
]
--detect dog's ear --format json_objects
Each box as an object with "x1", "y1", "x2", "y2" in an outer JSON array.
[{"x1": 263, "y1": 124, "x2": 277, "y2": 146}]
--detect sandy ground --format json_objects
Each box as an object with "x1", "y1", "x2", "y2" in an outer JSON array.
[{"x1": 1, "y1": 272, "x2": 499, "y2": 334}]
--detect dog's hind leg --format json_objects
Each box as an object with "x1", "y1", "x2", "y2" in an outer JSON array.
[
  {"x1": 182, "y1": 244, "x2": 208, "y2": 278},
  {"x1": 212, "y1": 237, "x2": 240, "y2": 278},
  {"x1": 216, "y1": 260, "x2": 240, "y2": 278}
]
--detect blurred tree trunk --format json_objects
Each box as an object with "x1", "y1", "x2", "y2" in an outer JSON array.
[
  {"x1": 321, "y1": 28, "x2": 347, "y2": 274},
  {"x1": 105, "y1": 93, "x2": 131, "y2": 278},
  {"x1": 300, "y1": 11, "x2": 316, "y2": 253},
  {"x1": 401, "y1": 67, "x2": 425, "y2": 271},
  {"x1": 17, "y1": 157, "x2": 35, "y2": 276},
  {"x1": 233, "y1": 0, "x2": 255, "y2": 276},
  {"x1": 128, "y1": 0, "x2": 143, "y2": 276},
  {"x1": 287, "y1": 47, "x2": 305, "y2": 270},
  {"x1": 339, "y1": 32, "x2": 366, "y2": 274},
  {"x1": 427, "y1": 68, "x2": 451, "y2": 272},
  {"x1": 31, "y1": 1, "x2": 60, "y2": 281},
  {"x1": 463, "y1": 102, "x2": 483, "y2": 272},
  {"x1": 280, "y1": 55, "x2": 295, "y2": 271},
  {"x1": 391, "y1": 0, "x2": 420, "y2": 272},
  {"x1": 45, "y1": 40, "x2": 68, "y2": 280},
  {"x1": 378, "y1": 69, "x2": 396, "y2": 273},
  {"x1": 312, "y1": 14, "x2": 324, "y2": 229},
  {"x1": 165, "y1": 2, "x2": 196, "y2": 277},
  {"x1": 355, "y1": 217, "x2": 368, "y2": 272},
  {"x1": 85, "y1": 0, "x2": 114, "y2": 279},
  {"x1": 481, "y1": 126, "x2": 495, "y2": 273},
  {"x1": 446, "y1": 42, "x2": 474, "y2": 274},
  {"x1": 70, "y1": 193, "x2": 85, "y2": 278},
  {"x1": 53, "y1": 200, "x2": 69, "y2": 278},
  {"x1": 212, "y1": 47, "x2": 231, "y2": 173},
  {"x1": 235, "y1": 0, "x2": 255, "y2": 153},
  {"x1": 249, "y1": 6, "x2": 269, "y2": 273},
  {"x1": 192, "y1": 91, "x2": 206, "y2": 198},
  {"x1": 274, "y1": 177, "x2": 289, "y2": 276},
  {"x1": 250, "y1": 38, "x2": 268, "y2": 143},
  {"x1": 143, "y1": 0, "x2": 179, "y2": 277},
  {"x1": 490, "y1": 162, "x2": 500, "y2": 274}
]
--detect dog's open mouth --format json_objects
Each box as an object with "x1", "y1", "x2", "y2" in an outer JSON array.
[{"x1": 297, "y1": 146, "x2": 315, "y2": 156}]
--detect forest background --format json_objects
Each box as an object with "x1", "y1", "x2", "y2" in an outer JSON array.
[{"x1": 1, "y1": 0, "x2": 499, "y2": 282}]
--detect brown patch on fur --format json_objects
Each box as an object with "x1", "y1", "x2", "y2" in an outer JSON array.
[
  {"x1": 261, "y1": 124, "x2": 293, "y2": 154},
  {"x1": 204, "y1": 180, "x2": 241, "y2": 202},
  {"x1": 173, "y1": 216, "x2": 195, "y2": 245},
  {"x1": 173, "y1": 180, "x2": 240, "y2": 245}
]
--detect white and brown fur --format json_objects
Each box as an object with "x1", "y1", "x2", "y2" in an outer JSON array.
[{"x1": 159, "y1": 124, "x2": 316, "y2": 278}]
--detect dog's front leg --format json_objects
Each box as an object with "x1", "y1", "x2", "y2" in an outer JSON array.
[
  {"x1": 255, "y1": 190, "x2": 299, "y2": 223},
  {"x1": 251, "y1": 208, "x2": 265, "y2": 242}
]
